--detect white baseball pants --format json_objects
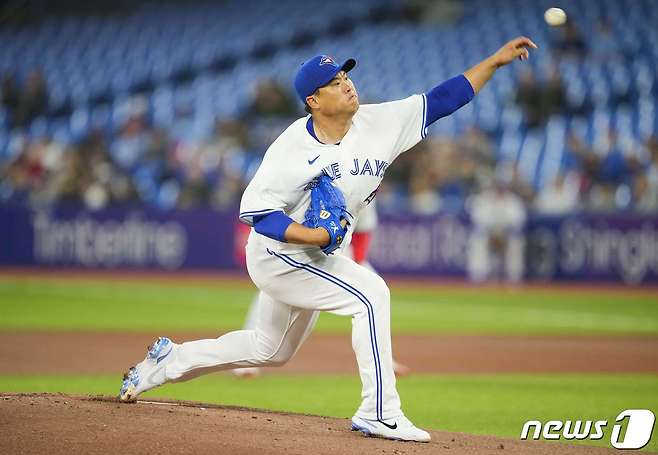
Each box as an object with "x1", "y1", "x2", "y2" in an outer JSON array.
[{"x1": 163, "y1": 238, "x2": 402, "y2": 421}]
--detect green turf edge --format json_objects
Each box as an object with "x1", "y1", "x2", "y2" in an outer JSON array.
[
  {"x1": 1, "y1": 373, "x2": 656, "y2": 452},
  {"x1": 2, "y1": 279, "x2": 658, "y2": 335}
]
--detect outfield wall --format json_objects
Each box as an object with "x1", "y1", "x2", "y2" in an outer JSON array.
[{"x1": 1, "y1": 204, "x2": 657, "y2": 284}]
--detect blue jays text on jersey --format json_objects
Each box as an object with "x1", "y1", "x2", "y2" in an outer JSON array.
[
  {"x1": 349, "y1": 158, "x2": 389, "y2": 178},
  {"x1": 303, "y1": 158, "x2": 390, "y2": 191}
]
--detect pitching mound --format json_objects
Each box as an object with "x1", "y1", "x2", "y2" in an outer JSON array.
[{"x1": 0, "y1": 393, "x2": 619, "y2": 454}]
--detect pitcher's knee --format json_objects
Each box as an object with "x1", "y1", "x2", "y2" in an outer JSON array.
[
  {"x1": 263, "y1": 352, "x2": 291, "y2": 367},
  {"x1": 254, "y1": 350, "x2": 292, "y2": 367},
  {"x1": 365, "y1": 276, "x2": 390, "y2": 311},
  {"x1": 253, "y1": 336, "x2": 293, "y2": 366}
]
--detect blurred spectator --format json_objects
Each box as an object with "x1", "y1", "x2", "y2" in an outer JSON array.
[
  {"x1": 467, "y1": 182, "x2": 527, "y2": 283},
  {"x1": 51, "y1": 147, "x2": 87, "y2": 204},
  {"x1": 544, "y1": 66, "x2": 568, "y2": 116},
  {"x1": 0, "y1": 136, "x2": 62, "y2": 205},
  {"x1": 635, "y1": 135, "x2": 658, "y2": 212},
  {"x1": 178, "y1": 165, "x2": 211, "y2": 208},
  {"x1": 535, "y1": 172, "x2": 580, "y2": 214},
  {"x1": 15, "y1": 70, "x2": 49, "y2": 128},
  {"x1": 1, "y1": 74, "x2": 20, "y2": 127},
  {"x1": 409, "y1": 0, "x2": 464, "y2": 25},
  {"x1": 553, "y1": 20, "x2": 587, "y2": 60},
  {"x1": 515, "y1": 69, "x2": 544, "y2": 128},
  {"x1": 495, "y1": 161, "x2": 534, "y2": 205},
  {"x1": 238, "y1": 80, "x2": 300, "y2": 154},
  {"x1": 206, "y1": 118, "x2": 253, "y2": 209},
  {"x1": 82, "y1": 130, "x2": 138, "y2": 209},
  {"x1": 566, "y1": 128, "x2": 644, "y2": 212},
  {"x1": 566, "y1": 134, "x2": 597, "y2": 196},
  {"x1": 632, "y1": 173, "x2": 658, "y2": 213},
  {"x1": 242, "y1": 80, "x2": 299, "y2": 120},
  {"x1": 594, "y1": 129, "x2": 636, "y2": 211},
  {"x1": 0, "y1": 155, "x2": 31, "y2": 205},
  {"x1": 428, "y1": 138, "x2": 479, "y2": 210},
  {"x1": 459, "y1": 127, "x2": 495, "y2": 172},
  {"x1": 24, "y1": 137, "x2": 62, "y2": 205},
  {"x1": 209, "y1": 118, "x2": 250, "y2": 152},
  {"x1": 646, "y1": 136, "x2": 658, "y2": 182},
  {"x1": 595, "y1": 129, "x2": 631, "y2": 183},
  {"x1": 212, "y1": 173, "x2": 244, "y2": 209},
  {"x1": 515, "y1": 67, "x2": 568, "y2": 128},
  {"x1": 409, "y1": 172, "x2": 441, "y2": 215},
  {"x1": 111, "y1": 114, "x2": 151, "y2": 170}
]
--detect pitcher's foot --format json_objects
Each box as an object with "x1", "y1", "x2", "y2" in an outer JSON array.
[
  {"x1": 119, "y1": 337, "x2": 177, "y2": 402},
  {"x1": 351, "y1": 415, "x2": 430, "y2": 442}
]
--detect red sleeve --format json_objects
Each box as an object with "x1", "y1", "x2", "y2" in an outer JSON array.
[{"x1": 350, "y1": 231, "x2": 371, "y2": 264}]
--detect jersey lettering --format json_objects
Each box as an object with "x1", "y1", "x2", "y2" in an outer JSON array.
[
  {"x1": 318, "y1": 162, "x2": 341, "y2": 182},
  {"x1": 350, "y1": 159, "x2": 359, "y2": 176},
  {"x1": 360, "y1": 159, "x2": 373, "y2": 176},
  {"x1": 350, "y1": 158, "x2": 389, "y2": 178},
  {"x1": 374, "y1": 159, "x2": 388, "y2": 177}
]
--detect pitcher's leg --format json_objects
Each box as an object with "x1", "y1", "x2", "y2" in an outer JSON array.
[
  {"x1": 233, "y1": 291, "x2": 270, "y2": 378},
  {"x1": 348, "y1": 272, "x2": 400, "y2": 421},
  {"x1": 235, "y1": 290, "x2": 320, "y2": 378},
  {"x1": 165, "y1": 293, "x2": 318, "y2": 382},
  {"x1": 120, "y1": 293, "x2": 318, "y2": 401},
  {"x1": 261, "y1": 251, "x2": 400, "y2": 421},
  {"x1": 243, "y1": 292, "x2": 261, "y2": 330}
]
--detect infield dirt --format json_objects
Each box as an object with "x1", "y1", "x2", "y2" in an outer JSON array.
[
  {"x1": 1, "y1": 331, "x2": 657, "y2": 375},
  {"x1": 0, "y1": 393, "x2": 631, "y2": 455}
]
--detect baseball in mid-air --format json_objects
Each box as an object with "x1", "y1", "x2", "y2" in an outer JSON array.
[{"x1": 544, "y1": 7, "x2": 567, "y2": 26}]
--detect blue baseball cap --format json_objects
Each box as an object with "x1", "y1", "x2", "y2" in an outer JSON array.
[{"x1": 294, "y1": 55, "x2": 356, "y2": 103}]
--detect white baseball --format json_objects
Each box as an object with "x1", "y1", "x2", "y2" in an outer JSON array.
[{"x1": 544, "y1": 7, "x2": 567, "y2": 26}]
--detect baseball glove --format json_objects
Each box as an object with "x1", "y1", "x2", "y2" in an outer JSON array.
[{"x1": 303, "y1": 174, "x2": 350, "y2": 255}]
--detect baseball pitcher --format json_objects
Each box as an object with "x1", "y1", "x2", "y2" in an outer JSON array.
[{"x1": 120, "y1": 37, "x2": 537, "y2": 442}]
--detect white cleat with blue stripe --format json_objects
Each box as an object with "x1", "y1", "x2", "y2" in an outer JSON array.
[
  {"x1": 119, "y1": 336, "x2": 177, "y2": 402},
  {"x1": 351, "y1": 414, "x2": 431, "y2": 442}
]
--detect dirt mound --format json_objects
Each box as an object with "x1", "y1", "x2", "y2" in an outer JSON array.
[{"x1": 0, "y1": 393, "x2": 621, "y2": 455}]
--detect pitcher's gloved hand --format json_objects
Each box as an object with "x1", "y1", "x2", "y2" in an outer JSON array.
[{"x1": 303, "y1": 175, "x2": 351, "y2": 255}]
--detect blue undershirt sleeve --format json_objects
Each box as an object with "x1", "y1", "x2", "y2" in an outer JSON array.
[
  {"x1": 253, "y1": 211, "x2": 295, "y2": 242},
  {"x1": 425, "y1": 74, "x2": 475, "y2": 127}
]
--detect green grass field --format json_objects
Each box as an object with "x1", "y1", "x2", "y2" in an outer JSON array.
[
  {"x1": 2, "y1": 278, "x2": 658, "y2": 334},
  {"x1": 1, "y1": 276, "x2": 657, "y2": 451}
]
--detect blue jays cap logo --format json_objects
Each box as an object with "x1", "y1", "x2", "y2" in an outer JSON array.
[{"x1": 319, "y1": 56, "x2": 336, "y2": 66}]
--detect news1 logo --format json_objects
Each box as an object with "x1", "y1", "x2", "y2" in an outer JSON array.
[{"x1": 520, "y1": 409, "x2": 655, "y2": 449}]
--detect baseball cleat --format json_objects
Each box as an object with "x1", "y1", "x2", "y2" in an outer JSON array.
[
  {"x1": 119, "y1": 336, "x2": 177, "y2": 402},
  {"x1": 351, "y1": 415, "x2": 431, "y2": 442}
]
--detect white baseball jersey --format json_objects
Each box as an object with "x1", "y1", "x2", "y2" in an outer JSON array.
[{"x1": 239, "y1": 94, "x2": 428, "y2": 253}]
